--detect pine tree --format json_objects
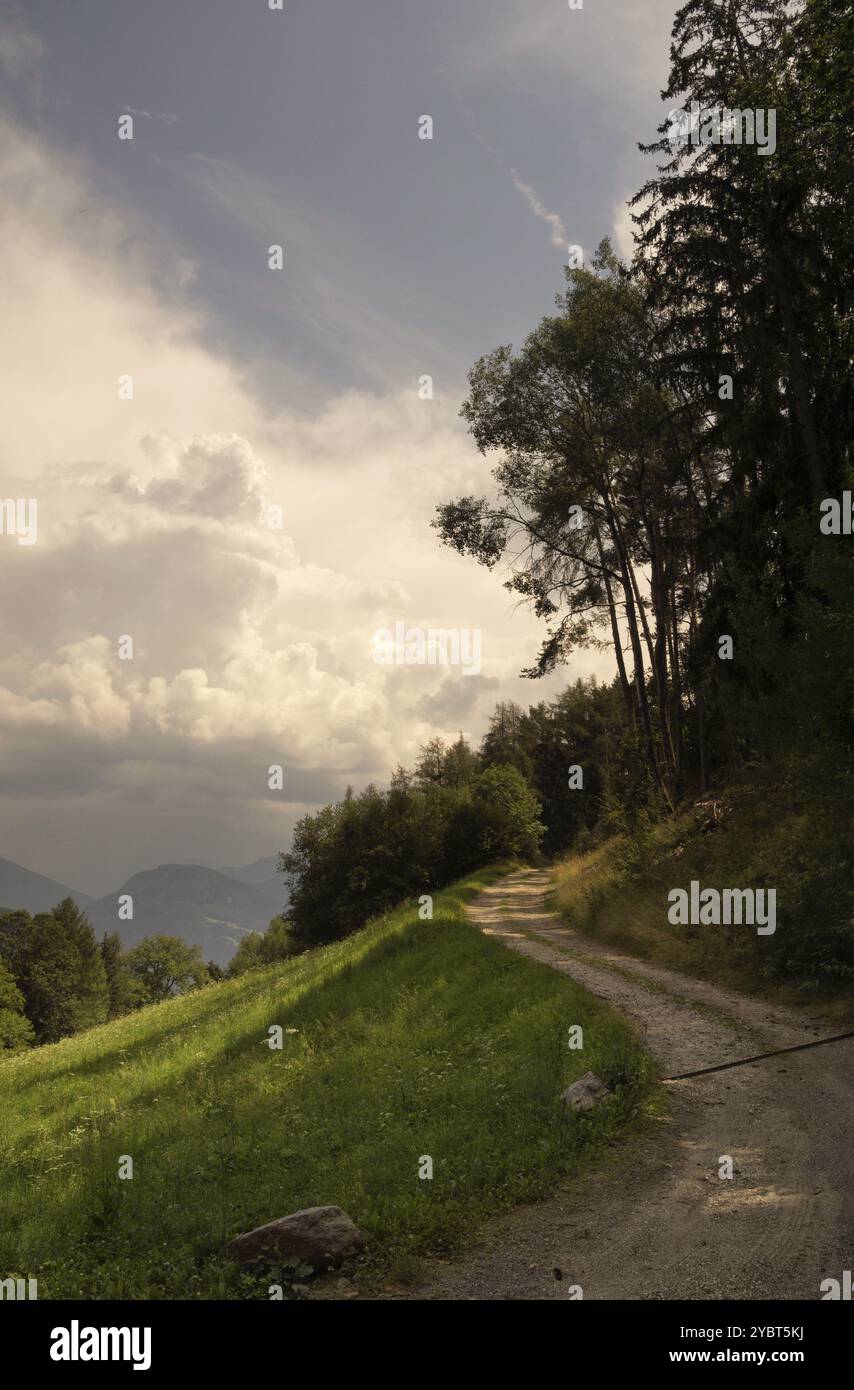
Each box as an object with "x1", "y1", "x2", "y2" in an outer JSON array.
[
  {"x1": 629, "y1": 0, "x2": 852, "y2": 766},
  {"x1": 52, "y1": 898, "x2": 109, "y2": 1030},
  {"x1": 100, "y1": 931, "x2": 133, "y2": 1019},
  {"x1": 632, "y1": 0, "x2": 842, "y2": 506},
  {"x1": 413, "y1": 736, "x2": 448, "y2": 787},
  {"x1": 18, "y1": 913, "x2": 81, "y2": 1043}
]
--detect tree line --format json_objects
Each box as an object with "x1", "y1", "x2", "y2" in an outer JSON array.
[
  {"x1": 0, "y1": 660, "x2": 695, "y2": 1047},
  {"x1": 0, "y1": 899, "x2": 219, "y2": 1051},
  {"x1": 271, "y1": 739, "x2": 544, "y2": 954},
  {"x1": 435, "y1": 0, "x2": 851, "y2": 812},
  {"x1": 254, "y1": 677, "x2": 636, "y2": 957},
  {"x1": 274, "y1": 0, "x2": 852, "y2": 962}
]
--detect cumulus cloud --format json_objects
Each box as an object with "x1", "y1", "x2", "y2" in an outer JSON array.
[
  {"x1": 1, "y1": 116, "x2": 604, "y2": 890},
  {"x1": 415, "y1": 673, "x2": 501, "y2": 725},
  {"x1": 111, "y1": 434, "x2": 271, "y2": 520}
]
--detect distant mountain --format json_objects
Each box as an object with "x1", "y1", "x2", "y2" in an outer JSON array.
[
  {"x1": 85, "y1": 864, "x2": 279, "y2": 967},
  {"x1": 0, "y1": 855, "x2": 94, "y2": 914},
  {"x1": 220, "y1": 855, "x2": 289, "y2": 919},
  {"x1": 221, "y1": 855, "x2": 279, "y2": 885}
]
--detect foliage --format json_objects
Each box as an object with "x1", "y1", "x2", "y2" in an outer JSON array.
[
  {"x1": 0, "y1": 960, "x2": 34, "y2": 1052},
  {"x1": 0, "y1": 903, "x2": 108, "y2": 1044},
  {"x1": 123, "y1": 936, "x2": 209, "y2": 1004},
  {"x1": 51, "y1": 898, "x2": 109, "y2": 1032},
  {"x1": 434, "y1": 0, "x2": 852, "y2": 822},
  {"x1": 281, "y1": 759, "x2": 545, "y2": 949},
  {"x1": 554, "y1": 753, "x2": 854, "y2": 999},
  {"x1": 228, "y1": 918, "x2": 297, "y2": 977},
  {"x1": 100, "y1": 931, "x2": 135, "y2": 1019}
]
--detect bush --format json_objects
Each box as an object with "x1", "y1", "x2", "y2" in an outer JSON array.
[
  {"x1": 0, "y1": 961, "x2": 34, "y2": 1052},
  {"x1": 282, "y1": 764, "x2": 544, "y2": 949}
]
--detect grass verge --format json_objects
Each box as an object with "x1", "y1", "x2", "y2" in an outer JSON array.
[{"x1": 551, "y1": 761, "x2": 854, "y2": 1021}]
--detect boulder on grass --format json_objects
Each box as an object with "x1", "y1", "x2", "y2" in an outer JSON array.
[
  {"x1": 226, "y1": 1204, "x2": 364, "y2": 1271},
  {"x1": 561, "y1": 1071, "x2": 611, "y2": 1113}
]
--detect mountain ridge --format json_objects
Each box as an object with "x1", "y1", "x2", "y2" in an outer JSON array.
[
  {"x1": 0, "y1": 855, "x2": 94, "y2": 914},
  {"x1": 84, "y1": 863, "x2": 284, "y2": 967},
  {"x1": 1, "y1": 855, "x2": 289, "y2": 966}
]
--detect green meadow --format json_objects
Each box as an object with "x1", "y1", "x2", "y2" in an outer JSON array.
[{"x1": 0, "y1": 866, "x2": 656, "y2": 1299}]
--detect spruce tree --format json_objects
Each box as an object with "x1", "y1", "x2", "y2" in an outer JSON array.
[
  {"x1": 19, "y1": 913, "x2": 81, "y2": 1042},
  {"x1": 632, "y1": 0, "x2": 847, "y2": 506},
  {"x1": 100, "y1": 931, "x2": 133, "y2": 1019},
  {"x1": 51, "y1": 897, "x2": 109, "y2": 1031}
]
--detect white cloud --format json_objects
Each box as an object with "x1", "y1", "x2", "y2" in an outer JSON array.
[
  {"x1": 612, "y1": 196, "x2": 636, "y2": 261},
  {"x1": 113, "y1": 434, "x2": 271, "y2": 520},
  {"x1": 0, "y1": 117, "x2": 613, "y2": 889},
  {"x1": 463, "y1": 116, "x2": 568, "y2": 252},
  {"x1": 509, "y1": 167, "x2": 566, "y2": 249}
]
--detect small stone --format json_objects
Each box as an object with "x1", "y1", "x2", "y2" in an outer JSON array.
[{"x1": 561, "y1": 1070, "x2": 611, "y2": 1112}]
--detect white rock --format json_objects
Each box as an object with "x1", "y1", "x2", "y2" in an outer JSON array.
[{"x1": 561, "y1": 1070, "x2": 611, "y2": 1112}]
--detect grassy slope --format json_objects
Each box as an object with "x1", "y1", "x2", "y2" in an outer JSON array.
[
  {"x1": 552, "y1": 762, "x2": 854, "y2": 1020},
  {"x1": 0, "y1": 865, "x2": 657, "y2": 1299}
]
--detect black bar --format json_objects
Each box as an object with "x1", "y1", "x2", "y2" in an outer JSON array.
[{"x1": 4, "y1": 1298, "x2": 847, "y2": 1376}]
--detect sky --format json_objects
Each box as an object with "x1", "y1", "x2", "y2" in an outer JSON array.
[{"x1": 0, "y1": 0, "x2": 679, "y2": 894}]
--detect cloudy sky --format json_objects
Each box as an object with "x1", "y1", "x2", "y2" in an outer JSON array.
[{"x1": 0, "y1": 0, "x2": 678, "y2": 894}]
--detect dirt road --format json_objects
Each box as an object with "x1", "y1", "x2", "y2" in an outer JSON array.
[{"x1": 406, "y1": 867, "x2": 854, "y2": 1300}]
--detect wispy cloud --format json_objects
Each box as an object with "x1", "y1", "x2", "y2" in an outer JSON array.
[
  {"x1": 124, "y1": 107, "x2": 177, "y2": 125},
  {"x1": 173, "y1": 150, "x2": 460, "y2": 396},
  {"x1": 0, "y1": 9, "x2": 43, "y2": 80},
  {"x1": 508, "y1": 167, "x2": 566, "y2": 249},
  {"x1": 462, "y1": 112, "x2": 567, "y2": 253}
]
